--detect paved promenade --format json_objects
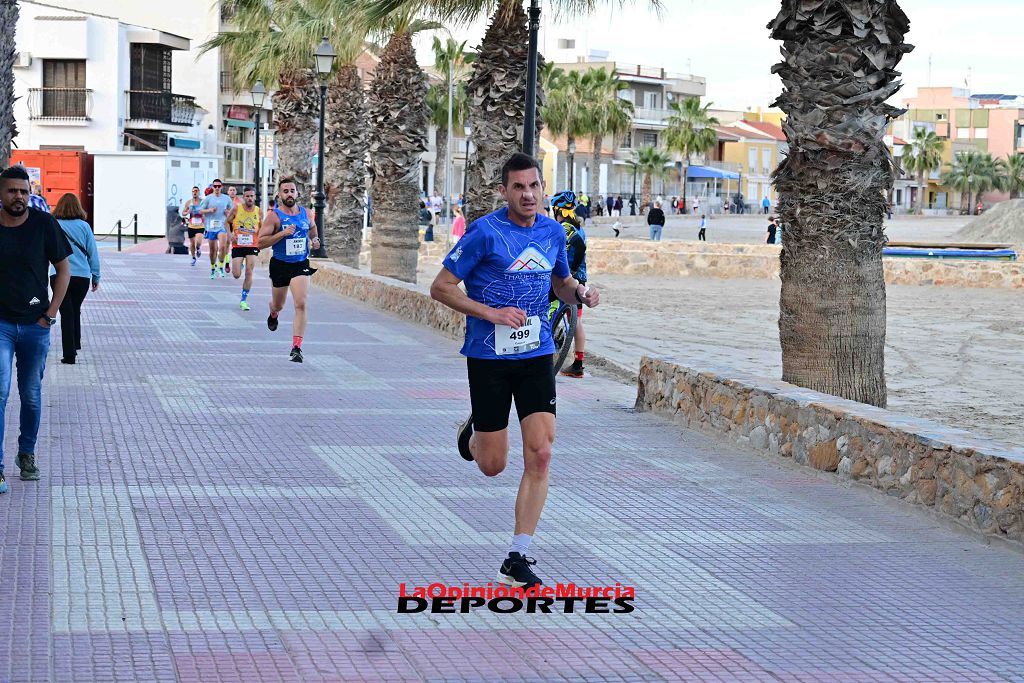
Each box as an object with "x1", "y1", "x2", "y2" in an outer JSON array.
[{"x1": 1, "y1": 251, "x2": 1023, "y2": 682}]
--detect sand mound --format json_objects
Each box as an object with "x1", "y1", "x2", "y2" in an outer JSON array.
[{"x1": 954, "y1": 199, "x2": 1024, "y2": 249}]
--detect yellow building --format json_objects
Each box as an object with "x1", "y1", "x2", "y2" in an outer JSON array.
[{"x1": 720, "y1": 120, "x2": 788, "y2": 208}]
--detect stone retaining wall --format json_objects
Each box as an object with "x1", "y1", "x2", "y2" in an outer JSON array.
[{"x1": 635, "y1": 357, "x2": 1024, "y2": 544}]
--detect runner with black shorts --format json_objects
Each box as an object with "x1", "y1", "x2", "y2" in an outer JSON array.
[
  {"x1": 257, "y1": 177, "x2": 319, "y2": 362},
  {"x1": 430, "y1": 153, "x2": 600, "y2": 589},
  {"x1": 180, "y1": 186, "x2": 204, "y2": 265},
  {"x1": 226, "y1": 186, "x2": 261, "y2": 311}
]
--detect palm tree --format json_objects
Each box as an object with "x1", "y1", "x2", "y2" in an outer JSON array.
[
  {"x1": 1001, "y1": 152, "x2": 1024, "y2": 199},
  {"x1": 369, "y1": 1, "x2": 662, "y2": 225},
  {"x1": 542, "y1": 69, "x2": 591, "y2": 191},
  {"x1": 426, "y1": 37, "x2": 472, "y2": 199},
  {"x1": 202, "y1": 0, "x2": 371, "y2": 266},
  {"x1": 583, "y1": 67, "x2": 632, "y2": 204},
  {"x1": 626, "y1": 146, "x2": 672, "y2": 211},
  {"x1": 367, "y1": 12, "x2": 432, "y2": 282},
  {"x1": 901, "y1": 127, "x2": 945, "y2": 215},
  {"x1": 943, "y1": 151, "x2": 1005, "y2": 215},
  {"x1": 665, "y1": 97, "x2": 719, "y2": 215},
  {"x1": 202, "y1": 0, "x2": 319, "y2": 203},
  {"x1": 770, "y1": 0, "x2": 913, "y2": 408},
  {"x1": 0, "y1": 0, "x2": 19, "y2": 167}
]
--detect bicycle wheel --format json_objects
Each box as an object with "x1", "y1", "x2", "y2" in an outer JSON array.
[{"x1": 550, "y1": 303, "x2": 578, "y2": 375}]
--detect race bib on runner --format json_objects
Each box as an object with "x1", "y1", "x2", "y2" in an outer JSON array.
[
  {"x1": 210, "y1": 219, "x2": 223, "y2": 230},
  {"x1": 190, "y1": 215, "x2": 203, "y2": 226},
  {"x1": 285, "y1": 237, "x2": 306, "y2": 256},
  {"x1": 495, "y1": 316, "x2": 541, "y2": 356},
  {"x1": 236, "y1": 233, "x2": 254, "y2": 246}
]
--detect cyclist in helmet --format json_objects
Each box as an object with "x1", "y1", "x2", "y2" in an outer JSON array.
[{"x1": 549, "y1": 190, "x2": 589, "y2": 378}]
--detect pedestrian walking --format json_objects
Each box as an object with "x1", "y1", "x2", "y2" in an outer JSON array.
[
  {"x1": 0, "y1": 165, "x2": 72, "y2": 493},
  {"x1": 29, "y1": 182, "x2": 50, "y2": 213},
  {"x1": 613, "y1": 196, "x2": 623, "y2": 216},
  {"x1": 647, "y1": 200, "x2": 666, "y2": 241},
  {"x1": 452, "y1": 205, "x2": 466, "y2": 241},
  {"x1": 766, "y1": 215, "x2": 777, "y2": 244},
  {"x1": 762, "y1": 196, "x2": 771, "y2": 215},
  {"x1": 418, "y1": 201, "x2": 433, "y2": 242},
  {"x1": 50, "y1": 193, "x2": 99, "y2": 365},
  {"x1": 606, "y1": 194, "x2": 614, "y2": 216},
  {"x1": 698, "y1": 214, "x2": 707, "y2": 241}
]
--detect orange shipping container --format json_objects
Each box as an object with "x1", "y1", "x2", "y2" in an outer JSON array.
[{"x1": 9, "y1": 150, "x2": 94, "y2": 226}]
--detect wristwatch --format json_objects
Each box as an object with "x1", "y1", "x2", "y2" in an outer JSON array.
[{"x1": 42, "y1": 315, "x2": 57, "y2": 327}]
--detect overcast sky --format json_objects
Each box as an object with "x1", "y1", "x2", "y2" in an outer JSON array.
[{"x1": 415, "y1": 0, "x2": 1023, "y2": 111}]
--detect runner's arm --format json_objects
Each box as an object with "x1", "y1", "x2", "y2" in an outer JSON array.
[
  {"x1": 430, "y1": 268, "x2": 525, "y2": 327},
  {"x1": 551, "y1": 274, "x2": 600, "y2": 308},
  {"x1": 304, "y1": 208, "x2": 321, "y2": 247},
  {"x1": 258, "y1": 210, "x2": 290, "y2": 246}
]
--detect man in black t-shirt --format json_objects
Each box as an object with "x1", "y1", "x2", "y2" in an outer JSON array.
[{"x1": 0, "y1": 165, "x2": 71, "y2": 494}]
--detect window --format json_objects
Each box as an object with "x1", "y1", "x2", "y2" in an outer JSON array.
[
  {"x1": 130, "y1": 44, "x2": 172, "y2": 91},
  {"x1": 975, "y1": 128, "x2": 988, "y2": 139},
  {"x1": 622, "y1": 131, "x2": 633, "y2": 148},
  {"x1": 557, "y1": 38, "x2": 575, "y2": 49},
  {"x1": 642, "y1": 132, "x2": 658, "y2": 147},
  {"x1": 643, "y1": 92, "x2": 659, "y2": 109},
  {"x1": 956, "y1": 127, "x2": 970, "y2": 138},
  {"x1": 761, "y1": 147, "x2": 772, "y2": 174},
  {"x1": 41, "y1": 59, "x2": 87, "y2": 118},
  {"x1": 747, "y1": 147, "x2": 758, "y2": 173},
  {"x1": 936, "y1": 112, "x2": 947, "y2": 121}
]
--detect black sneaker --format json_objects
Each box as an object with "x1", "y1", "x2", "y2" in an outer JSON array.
[
  {"x1": 16, "y1": 452, "x2": 39, "y2": 481},
  {"x1": 457, "y1": 414, "x2": 474, "y2": 461},
  {"x1": 289, "y1": 346, "x2": 303, "y2": 363},
  {"x1": 0, "y1": 471, "x2": 7, "y2": 494},
  {"x1": 561, "y1": 359, "x2": 584, "y2": 378},
  {"x1": 267, "y1": 314, "x2": 278, "y2": 331},
  {"x1": 497, "y1": 552, "x2": 543, "y2": 589}
]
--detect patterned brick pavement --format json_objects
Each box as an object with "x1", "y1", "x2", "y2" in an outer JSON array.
[{"x1": 1, "y1": 252, "x2": 1023, "y2": 682}]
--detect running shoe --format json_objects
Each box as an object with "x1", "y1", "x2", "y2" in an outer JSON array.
[
  {"x1": 218, "y1": 268, "x2": 226, "y2": 278},
  {"x1": 0, "y1": 472, "x2": 7, "y2": 494},
  {"x1": 191, "y1": 257, "x2": 197, "y2": 267},
  {"x1": 497, "y1": 552, "x2": 543, "y2": 589},
  {"x1": 210, "y1": 269, "x2": 216, "y2": 279},
  {"x1": 239, "y1": 301, "x2": 250, "y2": 311},
  {"x1": 289, "y1": 346, "x2": 303, "y2": 363},
  {"x1": 197, "y1": 247, "x2": 202, "y2": 258},
  {"x1": 225, "y1": 262, "x2": 231, "y2": 276},
  {"x1": 457, "y1": 414, "x2": 474, "y2": 461},
  {"x1": 267, "y1": 314, "x2": 278, "y2": 332},
  {"x1": 561, "y1": 360, "x2": 584, "y2": 378},
  {"x1": 16, "y1": 452, "x2": 39, "y2": 481}
]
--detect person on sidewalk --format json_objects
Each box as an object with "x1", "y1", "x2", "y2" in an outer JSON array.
[
  {"x1": 698, "y1": 214, "x2": 707, "y2": 241},
  {"x1": 430, "y1": 153, "x2": 600, "y2": 590},
  {"x1": 0, "y1": 165, "x2": 72, "y2": 494},
  {"x1": 223, "y1": 185, "x2": 241, "y2": 275},
  {"x1": 50, "y1": 193, "x2": 99, "y2": 364},
  {"x1": 647, "y1": 200, "x2": 666, "y2": 241},
  {"x1": 766, "y1": 215, "x2": 778, "y2": 245},
  {"x1": 451, "y1": 205, "x2": 466, "y2": 241},
  {"x1": 258, "y1": 177, "x2": 320, "y2": 363},
  {"x1": 227, "y1": 186, "x2": 261, "y2": 311},
  {"x1": 762, "y1": 196, "x2": 771, "y2": 215},
  {"x1": 199, "y1": 179, "x2": 233, "y2": 279},
  {"x1": 181, "y1": 186, "x2": 204, "y2": 265}
]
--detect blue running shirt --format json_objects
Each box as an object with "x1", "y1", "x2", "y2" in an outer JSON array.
[
  {"x1": 271, "y1": 207, "x2": 311, "y2": 263},
  {"x1": 442, "y1": 207, "x2": 570, "y2": 360}
]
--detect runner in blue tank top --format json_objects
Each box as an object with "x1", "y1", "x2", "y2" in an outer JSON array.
[
  {"x1": 430, "y1": 153, "x2": 601, "y2": 590},
  {"x1": 257, "y1": 177, "x2": 320, "y2": 363}
]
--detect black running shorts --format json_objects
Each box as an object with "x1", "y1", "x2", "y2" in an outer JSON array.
[
  {"x1": 232, "y1": 247, "x2": 259, "y2": 259},
  {"x1": 467, "y1": 354, "x2": 556, "y2": 432},
  {"x1": 187, "y1": 228, "x2": 204, "y2": 238},
  {"x1": 268, "y1": 257, "x2": 316, "y2": 288}
]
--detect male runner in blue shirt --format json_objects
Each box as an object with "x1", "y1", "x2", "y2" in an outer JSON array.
[{"x1": 430, "y1": 153, "x2": 601, "y2": 589}]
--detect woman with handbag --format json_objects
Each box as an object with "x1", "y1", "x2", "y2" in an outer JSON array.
[{"x1": 50, "y1": 193, "x2": 100, "y2": 365}]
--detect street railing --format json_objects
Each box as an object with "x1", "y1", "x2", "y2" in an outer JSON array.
[{"x1": 125, "y1": 90, "x2": 200, "y2": 126}]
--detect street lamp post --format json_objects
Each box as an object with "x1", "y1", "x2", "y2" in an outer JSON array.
[
  {"x1": 250, "y1": 80, "x2": 266, "y2": 209},
  {"x1": 462, "y1": 124, "x2": 471, "y2": 204},
  {"x1": 522, "y1": 0, "x2": 542, "y2": 156},
  {"x1": 568, "y1": 139, "x2": 576, "y2": 191},
  {"x1": 310, "y1": 38, "x2": 335, "y2": 259},
  {"x1": 630, "y1": 165, "x2": 638, "y2": 216}
]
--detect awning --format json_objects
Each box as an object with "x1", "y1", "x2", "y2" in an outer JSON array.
[
  {"x1": 687, "y1": 165, "x2": 740, "y2": 180},
  {"x1": 226, "y1": 119, "x2": 255, "y2": 129}
]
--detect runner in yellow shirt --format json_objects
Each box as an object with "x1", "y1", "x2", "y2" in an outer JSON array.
[{"x1": 226, "y1": 186, "x2": 261, "y2": 311}]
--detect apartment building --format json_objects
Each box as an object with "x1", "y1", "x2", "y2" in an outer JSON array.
[
  {"x1": 720, "y1": 119, "x2": 788, "y2": 208},
  {"x1": 893, "y1": 86, "x2": 1024, "y2": 210}
]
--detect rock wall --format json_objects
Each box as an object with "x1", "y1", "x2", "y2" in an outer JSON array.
[{"x1": 636, "y1": 356, "x2": 1024, "y2": 544}]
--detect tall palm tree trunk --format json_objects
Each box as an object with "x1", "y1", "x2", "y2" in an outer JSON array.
[
  {"x1": 464, "y1": 0, "x2": 542, "y2": 224},
  {"x1": 324, "y1": 64, "x2": 369, "y2": 267},
  {"x1": 368, "y1": 30, "x2": 428, "y2": 283},
  {"x1": 272, "y1": 70, "x2": 318, "y2": 205},
  {"x1": 433, "y1": 127, "x2": 448, "y2": 197},
  {"x1": 0, "y1": 0, "x2": 20, "y2": 167},
  {"x1": 916, "y1": 171, "x2": 925, "y2": 215},
  {"x1": 590, "y1": 136, "x2": 602, "y2": 205},
  {"x1": 681, "y1": 155, "x2": 690, "y2": 214},
  {"x1": 771, "y1": 0, "x2": 912, "y2": 408},
  {"x1": 641, "y1": 174, "x2": 652, "y2": 212}
]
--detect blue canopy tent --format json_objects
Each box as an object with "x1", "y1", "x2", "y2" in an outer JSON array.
[{"x1": 683, "y1": 165, "x2": 741, "y2": 213}]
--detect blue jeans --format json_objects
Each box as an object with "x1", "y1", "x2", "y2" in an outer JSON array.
[
  {"x1": 649, "y1": 224, "x2": 663, "y2": 241},
  {"x1": 0, "y1": 320, "x2": 51, "y2": 469}
]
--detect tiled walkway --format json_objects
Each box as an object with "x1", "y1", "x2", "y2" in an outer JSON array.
[{"x1": 1, "y1": 252, "x2": 1023, "y2": 682}]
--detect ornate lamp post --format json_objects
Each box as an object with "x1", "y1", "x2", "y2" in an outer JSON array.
[
  {"x1": 310, "y1": 38, "x2": 335, "y2": 258},
  {"x1": 250, "y1": 80, "x2": 266, "y2": 208},
  {"x1": 567, "y1": 139, "x2": 576, "y2": 191},
  {"x1": 522, "y1": 0, "x2": 541, "y2": 156}
]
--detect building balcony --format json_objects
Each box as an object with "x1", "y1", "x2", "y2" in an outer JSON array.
[
  {"x1": 124, "y1": 90, "x2": 200, "y2": 130},
  {"x1": 705, "y1": 160, "x2": 743, "y2": 174},
  {"x1": 27, "y1": 87, "x2": 92, "y2": 121}
]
